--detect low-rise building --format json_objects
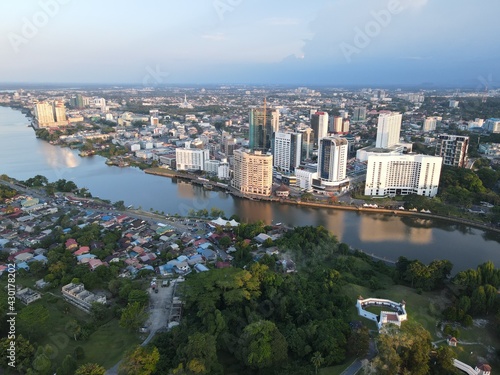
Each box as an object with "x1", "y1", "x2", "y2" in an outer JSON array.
[
  {"x1": 61, "y1": 283, "x2": 106, "y2": 313},
  {"x1": 16, "y1": 287, "x2": 41, "y2": 305}
]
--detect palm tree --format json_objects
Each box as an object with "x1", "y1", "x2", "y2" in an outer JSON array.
[{"x1": 311, "y1": 351, "x2": 324, "y2": 375}]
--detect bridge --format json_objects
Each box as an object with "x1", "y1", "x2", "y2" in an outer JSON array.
[{"x1": 453, "y1": 359, "x2": 479, "y2": 375}]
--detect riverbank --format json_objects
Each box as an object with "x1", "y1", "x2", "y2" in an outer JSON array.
[{"x1": 145, "y1": 167, "x2": 500, "y2": 235}]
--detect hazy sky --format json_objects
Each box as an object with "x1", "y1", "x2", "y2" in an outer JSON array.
[{"x1": 1, "y1": 0, "x2": 499, "y2": 86}]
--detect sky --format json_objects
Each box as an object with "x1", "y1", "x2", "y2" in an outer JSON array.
[{"x1": 0, "y1": 0, "x2": 499, "y2": 87}]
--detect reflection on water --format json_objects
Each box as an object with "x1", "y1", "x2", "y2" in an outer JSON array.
[
  {"x1": 234, "y1": 199, "x2": 274, "y2": 224},
  {"x1": 0, "y1": 106, "x2": 499, "y2": 272},
  {"x1": 359, "y1": 214, "x2": 432, "y2": 245},
  {"x1": 176, "y1": 180, "x2": 196, "y2": 199},
  {"x1": 41, "y1": 142, "x2": 80, "y2": 170}
]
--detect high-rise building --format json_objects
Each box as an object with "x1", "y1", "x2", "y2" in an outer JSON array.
[
  {"x1": 175, "y1": 142, "x2": 210, "y2": 171},
  {"x1": 365, "y1": 154, "x2": 442, "y2": 197},
  {"x1": 331, "y1": 116, "x2": 343, "y2": 133},
  {"x1": 484, "y1": 118, "x2": 500, "y2": 133},
  {"x1": 33, "y1": 101, "x2": 55, "y2": 127},
  {"x1": 223, "y1": 137, "x2": 236, "y2": 156},
  {"x1": 75, "y1": 94, "x2": 84, "y2": 109},
  {"x1": 300, "y1": 128, "x2": 314, "y2": 161},
  {"x1": 339, "y1": 110, "x2": 349, "y2": 119},
  {"x1": 435, "y1": 134, "x2": 469, "y2": 168},
  {"x1": 352, "y1": 107, "x2": 367, "y2": 122},
  {"x1": 150, "y1": 109, "x2": 159, "y2": 126},
  {"x1": 53, "y1": 101, "x2": 67, "y2": 122},
  {"x1": 232, "y1": 149, "x2": 273, "y2": 197},
  {"x1": 375, "y1": 112, "x2": 403, "y2": 149},
  {"x1": 273, "y1": 132, "x2": 302, "y2": 173},
  {"x1": 311, "y1": 111, "x2": 329, "y2": 146},
  {"x1": 422, "y1": 117, "x2": 439, "y2": 132},
  {"x1": 317, "y1": 137, "x2": 348, "y2": 186},
  {"x1": 342, "y1": 120, "x2": 350, "y2": 134},
  {"x1": 93, "y1": 98, "x2": 106, "y2": 112},
  {"x1": 218, "y1": 159, "x2": 230, "y2": 180},
  {"x1": 449, "y1": 100, "x2": 459, "y2": 108},
  {"x1": 249, "y1": 106, "x2": 279, "y2": 152}
]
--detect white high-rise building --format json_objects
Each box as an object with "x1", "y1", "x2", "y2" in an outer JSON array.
[
  {"x1": 422, "y1": 117, "x2": 439, "y2": 132},
  {"x1": 204, "y1": 160, "x2": 221, "y2": 174},
  {"x1": 376, "y1": 112, "x2": 403, "y2": 149},
  {"x1": 232, "y1": 149, "x2": 273, "y2": 197},
  {"x1": 273, "y1": 132, "x2": 302, "y2": 173},
  {"x1": 218, "y1": 160, "x2": 230, "y2": 180},
  {"x1": 317, "y1": 137, "x2": 348, "y2": 188},
  {"x1": 176, "y1": 142, "x2": 209, "y2": 171},
  {"x1": 93, "y1": 98, "x2": 106, "y2": 112},
  {"x1": 33, "y1": 101, "x2": 55, "y2": 126},
  {"x1": 365, "y1": 154, "x2": 442, "y2": 197}
]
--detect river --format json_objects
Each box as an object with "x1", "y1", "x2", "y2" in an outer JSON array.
[{"x1": 0, "y1": 106, "x2": 499, "y2": 272}]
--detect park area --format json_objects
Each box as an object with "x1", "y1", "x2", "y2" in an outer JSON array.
[{"x1": 0, "y1": 273, "x2": 141, "y2": 370}]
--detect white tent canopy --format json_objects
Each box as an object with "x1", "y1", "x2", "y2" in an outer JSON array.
[{"x1": 210, "y1": 217, "x2": 239, "y2": 227}]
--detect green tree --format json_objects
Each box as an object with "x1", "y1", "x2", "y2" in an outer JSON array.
[
  {"x1": 347, "y1": 326, "x2": 370, "y2": 357},
  {"x1": 18, "y1": 304, "x2": 49, "y2": 340},
  {"x1": 32, "y1": 345, "x2": 54, "y2": 375},
  {"x1": 128, "y1": 290, "x2": 150, "y2": 307},
  {"x1": 373, "y1": 322, "x2": 431, "y2": 375},
  {"x1": 119, "y1": 345, "x2": 160, "y2": 375},
  {"x1": 90, "y1": 302, "x2": 109, "y2": 323},
  {"x1": 430, "y1": 346, "x2": 459, "y2": 375},
  {"x1": 57, "y1": 354, "x2": 77, "y2": 375},
  {"x1": 75, "y1": 363, "x2": 106, "y2": 375},
  {"x1": 311, "y1": 351, "x2": 324, "y2": 375},
  {"x1": 218, "y1": 236, "x2": 231, "y2": 249},
  {"x1": 179, "y1": 333, "x2": 219, "y2": 374},
  {"x1": 120, "y1": 302, "x2": 146, "y2": 331},
  {"x1": 66, "y1": 319, "x2": 82, "y2": 341},
  {"x1": 237, "y1": 320, "x2": 288, "y2": 370},
  {"x1": 0, "y1": 335, "x2": 35, "y2": 372}
]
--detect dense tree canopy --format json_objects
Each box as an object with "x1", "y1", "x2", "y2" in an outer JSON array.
[{"x1": 373, "y1": 322, "x2": 432, "y2": 375}]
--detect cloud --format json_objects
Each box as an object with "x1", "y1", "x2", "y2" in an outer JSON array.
[{"x1": 201, "y1": 32, "x2": 226, "y2": 41}]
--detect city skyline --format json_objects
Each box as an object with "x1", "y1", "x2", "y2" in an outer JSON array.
[{"x1": 1, "y1": 0, "x2": 499, "y2": 87}]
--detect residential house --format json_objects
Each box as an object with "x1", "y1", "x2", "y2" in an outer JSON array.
[
  {"x1": 16, "y1": 287, "x2": 41, "y2": 305},
  {"x1": 447, "y1": 336, "x2": 458, "y2": 347},
  {"x1": 65, "y1": 238, "x2": 78, "y2": 251}
]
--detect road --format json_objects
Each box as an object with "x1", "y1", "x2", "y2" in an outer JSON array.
[
  {"x1": 340, "y1": 337, "x2": 377, "y2": 375},
  {"x1": 105, "y1": 282, "x2": 176, "y2": 375}
]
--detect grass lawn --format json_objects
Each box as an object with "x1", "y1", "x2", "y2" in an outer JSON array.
[
  {"x1": 7, "y1": 282, "x2": 140, "y2": 371},
  {"x1": 319, "y1": 358, "x2": 357, "y2": 375},
  {"x1": 443, "y1": 319, "x2": 500, "y2": 368},
  {"x1": 341, "y1": 283, "x2": 444, "y2": 336},
  {"x1": 81, "y1": 319, "x2": 141, "y2": 368},
  {"x1": 34, "y1": 294, "x2": 140, "y2": 369}
]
